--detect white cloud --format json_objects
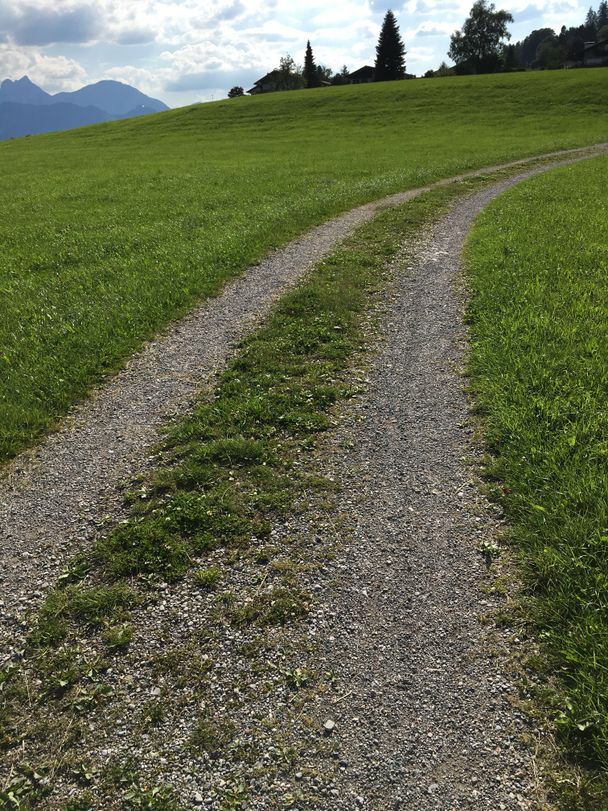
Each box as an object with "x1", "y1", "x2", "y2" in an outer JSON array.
[
  {"x1": 407, "y1": 20, "x2": 457, "y2": 36},
  {"x1": 0, "y1": 41, "x2": 87, "y2": 89}
]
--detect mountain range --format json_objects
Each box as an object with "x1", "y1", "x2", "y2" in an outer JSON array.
[{"x1": 0, "y1": 76, "x2": 169, "y2": 141}]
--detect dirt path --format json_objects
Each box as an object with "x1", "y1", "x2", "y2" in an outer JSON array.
[
  {"x1": 1, "y1": 144, "x2": 606, "y2": 663},
  {"x1": 291, "y1": 171, "x2": 561, "y2": 810},
  {"x1": 2, "y1": 150, "x2": 607, "y2": 807}
]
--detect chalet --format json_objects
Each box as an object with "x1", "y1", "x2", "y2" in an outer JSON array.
[
  {"x1": 248, "y1": 71, "x2": 282, "y2": 94},
  {"x1": 347, "y1": 65, "x2": 416, "y2": 83},
  {"x1": 348, "y1": 65, "x2": 375, "y2": 84},
  {"x1": 583, "y1": 38, "x2": 608, "y2": 66}
]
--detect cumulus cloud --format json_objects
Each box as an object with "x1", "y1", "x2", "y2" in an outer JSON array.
[
  {"x1": 165, "y1": 67, "x2": 259, "y2": 91},
  {"x1": 0, "y1": 41, "x2": 87, "y2": 89},
  {"x1": 368, "y1": 0, "x2": 394, "y2": 11},
  {"x1": 511, "y1": 0, "x2": 581, "y2": 25},
  {"x1": 403, "y1": 0, "x2": 467, "y2": 16},
  {"x1": 114, "y1": 27, "x2": 157, "y2": 45},
  {"x1": 408, "y1": 20, "x2": 456, "y2": 36},
  {"x1": 212, "y1": 1, "x2": 246, "y2": 22},
  {"x1": 1, "y1": 3, "x2": 101, "y2": 46}
]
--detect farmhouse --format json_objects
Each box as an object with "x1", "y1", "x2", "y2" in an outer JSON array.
[
  {"x1": 347, "y1": 65, "x2": 417, "y2": 83},
  {"x1": 348, "y1": 65, "x2": 375, "y2": 83},
  {"x1": 583, "y1": 37, "x2": 608, "y2": 66},
  {"x1": 248, "y1": 71, "x2": 282, "y2": 94}
]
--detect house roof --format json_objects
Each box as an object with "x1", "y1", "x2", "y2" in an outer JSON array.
[
  {"x1": 349, "y1": 65, "x2": 375, "y2": 79},
  {"x1": 252, "y1": 70, "x2": 281, "y2": 86},
  {"x1": 584, "y1": 37, "x2": 608, "y2": 51}
]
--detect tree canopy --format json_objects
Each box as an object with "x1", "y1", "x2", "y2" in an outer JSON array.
[
  {"x1": 448, "y1": 0, "x2": 513, "y2": 73},
  {"x1": 275, "y1": 55, "x2": 305, "y2": 90},
  {"x1": 375, "y1": 10, "x2": 407, "y2": 81}
]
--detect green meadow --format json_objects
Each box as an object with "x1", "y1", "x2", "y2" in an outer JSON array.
[
  {"x1": 1, "y1": 70, "x2": 607, "y2": 462},
  {"x1": 466, "y1": 155, "x2": 608, "y2": 804}
]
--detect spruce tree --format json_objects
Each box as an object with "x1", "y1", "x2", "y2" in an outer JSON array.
[
  {"x1": 598, "y1": 0, "x2": 608, "y2": 32},
  {"x1": 375, "y1": 10, "x2": 407, "y2": 81},
  {"x1": 303, "y1": 41, "x2": 320, "y2": 87},
  {"x1": 585, "y1": 6, "x2": 599, "y2": 34}
]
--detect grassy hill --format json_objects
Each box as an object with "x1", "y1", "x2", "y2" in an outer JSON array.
[{"x1": 1, "y1": 69, "x2": 607, "y2": 462}]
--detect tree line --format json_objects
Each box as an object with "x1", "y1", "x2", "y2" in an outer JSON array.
[
  {"x1": 431, "y1": 0, "x2": 608, "y2": 76},
  {"x1": 228, "y1": 10, "x2": 407, "y2": 97},
  {"x1": 506, "y1": 2, "x2": 608, "y2": 71},
  {"x1": 228, "y1": 1, "x2": 608, "y2": 97}
]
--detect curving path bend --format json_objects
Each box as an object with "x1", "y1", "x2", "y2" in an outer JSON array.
[
  {"x1": 0, "y1": 145, "x2": 606, "y2": 661},
  {"x1": 1, "y1": 146, "x2": 607, "y2": 807}
]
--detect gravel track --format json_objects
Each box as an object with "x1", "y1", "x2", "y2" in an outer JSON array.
[
  {"x1": 1, "y1": 147, "x2": 607, "y2": 808},
  {"x1": 1, "y1": 143, "x2": 603, "y2": 659},
  {"x1": 293, "y1": 169, "x2": 564, "y2": 810}
]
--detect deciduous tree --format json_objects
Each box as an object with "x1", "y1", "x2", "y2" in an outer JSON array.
[
  {"x1": 276, "y1": 54, "x2": 305, "y2": 90},
  {"x1": 227, "y1": 86, "x2": 244, "y2": 98},
  {"x1": 448, "y1": 0, "x2": 513, "y2": 73},
  {"x1": 535, "y1": 36, "x2": 562, "y2": 68}
]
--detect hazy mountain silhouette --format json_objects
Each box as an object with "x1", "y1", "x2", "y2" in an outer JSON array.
[
  {"x1": 0, "y1": 101, "x2": 109, "y2": 140},
  {"x1": 0, "y1": 76, "x2": 53, "y2": 106},
  {"x1": 52, "y1": 80, "x2": 168, "y2": 116},
  {"x1": 0, "y1": 76, "x2": 169, "y2": 140}
]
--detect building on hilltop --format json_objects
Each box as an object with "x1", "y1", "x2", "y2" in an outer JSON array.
[
  {"x1": 348, "y1": 65, "x2": 375, "y2": 83},
  {"x1": 583, "y1": 37, "x2": 608, "y2": 66},
  {"x1": 346, "y1": 65, "x2": 417, "y2": 84},
  {"x1": 248, "y1": 71, "x2": 282, "y2": 94}
]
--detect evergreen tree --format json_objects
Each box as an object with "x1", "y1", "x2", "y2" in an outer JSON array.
[
  {"x1": 597, "y1": 0, "x2": 608, "y2": 32},
  {"x1": 374, "y1": 10, "x2": 407, "y2": 81},
  {"x1": 585, "y1": 6, "x2": 599, "y2": 34},
  {"x1": 303, "y1": 41, "x2": 320, "y2": 87},
  {"x1": 331, "y1": 65, "x2": 351, "y2": 85},
  {"x1": 503, "y1": 43, "x2": 517, "y2": 69}
]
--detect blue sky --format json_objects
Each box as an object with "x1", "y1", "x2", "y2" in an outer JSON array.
[{"x1": 0, "y1": 0, "x2": 591, "y2": 106}]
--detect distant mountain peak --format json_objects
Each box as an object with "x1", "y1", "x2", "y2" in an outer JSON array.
[
  {"x1": 0, "y1": 76, "x2": 52, "y2": 105},
  {"x1": 0, "y1": 75, "x2": 169, "y2": 141},
  {"x1": 52, "y1": 80, "x2": 169, "y2": 116},
  {"x1": 2, "y1": 75, "x2": 32, "y2": 85}
]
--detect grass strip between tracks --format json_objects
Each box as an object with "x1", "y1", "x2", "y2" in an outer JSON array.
[{"x1": 466, "y1": 155, "x2": 608, "y2": 809}]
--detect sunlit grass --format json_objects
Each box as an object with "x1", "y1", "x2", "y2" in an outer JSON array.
[
  {"x1": 466, "y1": 155, "x2": 608, "y2": 804},
  {"x1": 1, "y1": 70, "x2": 607, "y2": 462},
  {"x1": 0, "y1": 180, "x2": 471, "y2": 808}
]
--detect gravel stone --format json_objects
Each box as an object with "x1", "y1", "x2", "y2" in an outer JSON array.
[{"x1": 291, "y1": 169, "x2": 573, "y2": 809}]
